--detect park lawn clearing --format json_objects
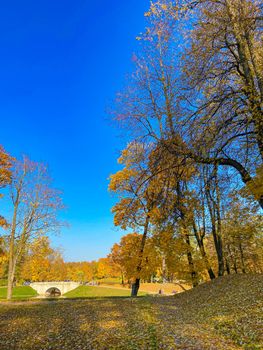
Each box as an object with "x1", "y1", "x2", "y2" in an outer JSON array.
[
  {"x1": 0, "y1": 274, "x2": 262, "y2": 349},
  {"x1": 0, "y1": 286, "x2": 38, "y2": 300},
  {"x1": 100, "y1": 282, "x2": 191, "y2": 294},
  {"x1": 64, "y1": 285, "x2": 147, "y2": 298}
]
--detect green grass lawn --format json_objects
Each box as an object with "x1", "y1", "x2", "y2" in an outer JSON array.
[
  {"x1": 64, "y1": 285, "x2": 146, "y2": 298},
  {"x1": 0, "y1": 286, "x2": 38, "y2": 300}
]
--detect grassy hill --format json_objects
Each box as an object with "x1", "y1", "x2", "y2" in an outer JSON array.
[
  {"x1": 0, "y1": 274, "x2": 262, "y2": 349},
  {"x1": 0, "y1": 286, "x2": 37, "y2": 300}
]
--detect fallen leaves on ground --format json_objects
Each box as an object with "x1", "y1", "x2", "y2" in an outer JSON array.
[{"x1": 0, "y1": 274, "x2": 262, "y2": 350}]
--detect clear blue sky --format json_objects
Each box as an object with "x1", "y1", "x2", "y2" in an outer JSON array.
[{"x1": 0, "y1": 0, "x2": 149, "y2": 261}]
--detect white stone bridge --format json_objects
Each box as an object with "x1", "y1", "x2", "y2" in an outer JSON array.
[{"x1": 30, "y1": 282, "x2": 80, "y2": 296}]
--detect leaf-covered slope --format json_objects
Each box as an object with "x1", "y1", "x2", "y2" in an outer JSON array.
[{"x1": 153, "y1": 274, "x2": 263, "y2": 349}]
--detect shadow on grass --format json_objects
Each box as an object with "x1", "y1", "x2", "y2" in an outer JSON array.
[{"x1": 0, "y1": 295, "x2": 158, "y2": 349}]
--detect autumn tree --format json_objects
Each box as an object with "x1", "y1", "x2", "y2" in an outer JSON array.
[
  {"x1": 65, "y1": 262, "x2": 93, "y2": 282},
  {"x1": 0, "y1": 146, "x2": 13, "y2": 228},
  {"x1": 145, "y1": 0, "x2": 263, "y2": 209},
  {"x1": 109, "y1": 233, "x2": 160, "y2": 284},
  {"x1": 0, "y1": 146, "x2": 13, "y2": 189},
  {"x1": 21, "y1": 236, "x2": 66, "y2": 282},
  {"x1": 109, "y1": 142, "x2": 168, "y2": 296},
  {"x1": 96, "y1": 257, "x2": 117, "y2": 280},
  {"x1": 6, "y1": 157, "x2": 63, "y2": 300},
  {"x1": 109, "y1": 243, "x2": 126, "y2": 284}
]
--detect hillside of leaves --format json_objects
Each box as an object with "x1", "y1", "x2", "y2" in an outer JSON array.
[{"x1": 0, "y1": 274, "x2": 262, "y2": 350}]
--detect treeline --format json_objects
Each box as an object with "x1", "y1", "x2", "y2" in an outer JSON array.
[
  {"x1": 109, "y1": 0, "x2": 263, "y2": 296},
  {"x1": 0, "y1": 236, "x2": 121, "y2": 284},
  {"x1": 1, "y1": 223, "x2": 262, "y2": 289}
]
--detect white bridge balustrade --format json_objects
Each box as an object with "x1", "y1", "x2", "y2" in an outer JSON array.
[{"x1": 30, "y1": 282, "x2": 80, "y2": 296}]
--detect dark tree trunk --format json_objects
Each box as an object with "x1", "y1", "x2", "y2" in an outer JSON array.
[
  {"x1": 205, "y1": 168, "x2": 225, "y2": 277},
  {"x1": 214, "y1": 231, "x2": 224, "y2": 277},
  {"x1": 131, "y1": 278, "x2": 140, "y2": 297},
  {"x1": 192, "y1": 221, "x2": 215, "y2": 280},
  {"x1": 131, "y1": 215, "x2": 150, "y2": 297},
  {"x1": 225, "y1": 258, "x2": 231, "y2": 275},
  {"x1": 239, "y1": 242, "x2": 246, "y2": 274},
  {"x1": 185, "y1": 233, "x2": 198, "y2": 288}
]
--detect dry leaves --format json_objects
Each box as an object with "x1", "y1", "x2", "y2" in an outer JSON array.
[{"x1": 0, "y1": 274, "x2": 262, "y2": 350}]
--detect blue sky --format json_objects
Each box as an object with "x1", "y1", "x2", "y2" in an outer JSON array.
[{"x1": 0, "y1": 0, "x2": 149, "y2": 261}]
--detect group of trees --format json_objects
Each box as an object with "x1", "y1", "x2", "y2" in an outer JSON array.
[
  {"x1": 109, "y1": 0, "x2": 263, "y2": 296},
  {"x1": 0, "y1": 233, "x2": 121, "y2": 286}
]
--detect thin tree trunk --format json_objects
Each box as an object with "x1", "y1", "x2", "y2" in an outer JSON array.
[
  {"x1": 239, "y1": 242, "x2": 246, "y2": 274},
  {"x1": 214, "y1": 167, "x2": 224, "y2": 276},
  {"x1": 205, "y1": 169, "x2": 224, "y2": 277},
  {"x1": 225, "y1": 258, "x2": 231, "y2": 275},
  {"x1": 162, "y1": 255, "x2": 167, "y2": 283},
  {"x1": 192, "y1": 220, "x2": 215, "y2": 280},
  {"x1": 7, "y1": 199, "x2": 19, "y2": 300},
  {"x1": 131, "y1": 215, "x2": 150, "y2": 297},
  {"x1": 185, "y1": 233, "x2": 198, "y2": 288},
  {"x1": 7, "y1": 258, "x2": 14, "y2": 300}
]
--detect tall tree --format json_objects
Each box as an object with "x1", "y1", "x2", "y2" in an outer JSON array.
[
  {"x1": 147, "y1": 0, "x2": 263, "y2": 208},
  {"x1": 6, "y1": 157, "x2": 63, "y2": 300},
  {"x1": 109, "y1": 143, "x2": 166, "y2": 296}
]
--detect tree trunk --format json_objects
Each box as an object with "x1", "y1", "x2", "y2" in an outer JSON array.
[
  {"x1": 7, "y1": 259, "x2": 14, "y2": 301},
  {"x1": 185, "y1": 233, "x2": 198, "y2": 288},
  {"x1": 239, "y1": 242, "x2": 246, "y2": 274},
  {"x1": 205, "y1": 169, "x2": 224, "y2": 276},
  {"x1": 7, "y1": 199, "x2": 19, "y2": 301},
  {"x1": 162, "y1": 255, "x2": 167, "y2": 283},
  {"x1": 131, "y1": 278, "x2": 140, "y2": 297},
  {"x1": 215, "y1": 169, "x2": 224, "y2": 276},
  {"x1": 225, "y1": 258, "x2": 231, "y2": 275},
  {"x1": 192, "y1": 221, "x2": 215, "y2": 280},
  {"x1": 200, "y1": 241, "x2": 215, "y2": 280},
  {"x1": 131, "y1": 215, "x2": 150, "y2": 297}
]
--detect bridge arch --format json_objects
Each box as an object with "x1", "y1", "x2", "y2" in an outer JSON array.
[{"x1": 45, "y1": 287, "x2": 61, "y2": 297}]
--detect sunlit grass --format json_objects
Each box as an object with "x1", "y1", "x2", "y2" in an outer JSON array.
[
  {"x1": 64, "y1": 285, "x2": 146, "y2": 298},
  {"x1": 0, "y1": 286, "x2": 38, "y2": 300}
]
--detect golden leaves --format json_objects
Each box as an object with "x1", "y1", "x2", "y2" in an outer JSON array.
[
  {"x1": 108, "y1": 169, "x2": 136, "y2": 192},
  {"x1": 0, "y1": 145, "x2": 13, "y2": 188},
  {"x1": 246, "y1": 165, "x2": 263, "y2": 201}
]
